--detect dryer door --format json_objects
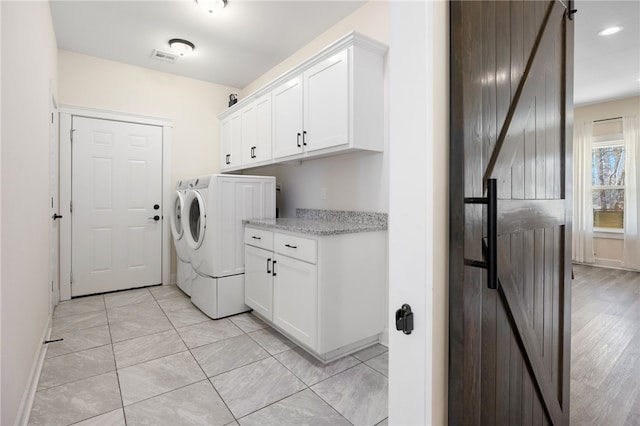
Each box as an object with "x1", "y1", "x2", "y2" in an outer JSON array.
[
  {"x1": 170, "y1": 191, "x2": 184, "y2": 241},
  {"x1": 184, "y1": 190, "x2": 206, "y2": 250}
]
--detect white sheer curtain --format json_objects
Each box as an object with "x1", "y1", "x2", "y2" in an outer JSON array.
[
  {"x1": 623, "y1": 115, "x2": 640, "y2": 270},
  {"x1": 572, "y1": 121, "x2": 595, "y2": 263}
]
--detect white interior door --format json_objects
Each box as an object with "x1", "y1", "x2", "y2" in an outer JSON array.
[{"x1": 71, "y1": 116, "x2": 163, "y2": 296}]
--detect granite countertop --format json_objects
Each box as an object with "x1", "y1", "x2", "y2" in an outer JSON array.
[{"x1": 244, "y1": 209, "x2": 388, "y2": 236}]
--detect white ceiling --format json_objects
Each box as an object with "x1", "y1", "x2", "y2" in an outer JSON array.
[
  {"x1": 573, "y1": 0, "x2": 640, "y2": 106},
  {"x1": 50, "y1": 0, "x2": 366, "y2": 89},
  {"x1": 50, "y1": 0, "x2": 640, "y2": 103}
]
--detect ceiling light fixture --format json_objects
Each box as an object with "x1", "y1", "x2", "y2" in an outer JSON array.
[
  {"x1": 196, "y1": 0, "x2": 227, "y2": 14},
  {"x1": 597, "y1": 26, "x2": 624, "y2": 36},
  {"x1": 168, "y1": 39, "x2": 195, "y2": 56}
]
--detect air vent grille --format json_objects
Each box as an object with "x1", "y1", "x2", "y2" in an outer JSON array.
[{"x1": 151, "y1": 49, "x2": 178, "y2": 63}]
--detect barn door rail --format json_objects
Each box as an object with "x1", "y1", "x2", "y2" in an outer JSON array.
[{"x1": 463, "y1": 178, "x2": 497, "y2": 289}]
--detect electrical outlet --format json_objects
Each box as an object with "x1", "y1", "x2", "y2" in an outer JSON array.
[{"x1": 320, "y1": 187, "x2": 327, "y2": 200}]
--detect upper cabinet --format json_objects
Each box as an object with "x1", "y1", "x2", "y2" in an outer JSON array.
[
  {"x1": 218, "y1": 32, "x2": 387, "y2": 172},
  {"x1": 241, "y1": 92, "x2": 273, "y2": 167},
  {"x1": 220, "y1": 111, "x2": 241, "y2": 171}
]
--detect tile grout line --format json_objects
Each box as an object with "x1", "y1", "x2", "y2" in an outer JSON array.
[
  {"x1": 104, "y1": 292, "x2": 128, "y2": 426},
  {"x1": 267, "y1": 349, "x2": 355, "y2": 426}
]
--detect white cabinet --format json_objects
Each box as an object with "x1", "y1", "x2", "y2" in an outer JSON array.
[
  {"x1": 273, "y1": 254, "x2": 317, "y2": 349},
  {"x1": 220, "y1": 111, "x2": 241, "y2": 171},
  {"x1": 272, "y1": 47, "x2": 376, "y2": 161},
  {"x1": 272, "y1": 76, "x2": 303, "y2": 159},
  {"x1": 272, "y1": 51, "x2": 349, "y2": 160},
  {"x1": 218, "y1": 32, "x2": 387, "y2": 172},
  {"x1": 303, "y1": 49, "x2": 349, "y2": 153},
  {"x1": 241, "y1": 93, "x2": 272, "y2": 166},
  {"x1": 244, "y1": 245, "x2": 274, "y2": 320},
  {"x1": 244, "y1": 225, "x2": 386, "y2": 362}
]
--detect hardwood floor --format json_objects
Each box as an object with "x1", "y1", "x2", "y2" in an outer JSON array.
[{"x1": 570, "y1": 263, "x2": 640, "y2": 425}]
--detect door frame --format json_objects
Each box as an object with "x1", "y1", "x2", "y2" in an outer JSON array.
[
  {"x1": 59, "y1": 105, "x2": 173, "y2": 301},
  {"x1": 388, "y1": 1, "x2": 449, "y2": 425},
  {"x1": 49, "y1": 85, "x2": 59, "y2": 315}
]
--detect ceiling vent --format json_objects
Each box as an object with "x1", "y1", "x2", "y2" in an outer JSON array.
[{"x1": 151, "y1": 49, "x2": 178, "y2": 63}]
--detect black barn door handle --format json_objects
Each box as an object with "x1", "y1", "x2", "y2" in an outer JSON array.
[{"x1": 463, "y1": 178, "x2": 497, "y2": 289}]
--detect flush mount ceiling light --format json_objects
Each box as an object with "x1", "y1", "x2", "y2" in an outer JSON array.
[
  {"x1": 597, "y1": 26, "x2": 624, "y2": 36},
  {"x1": 169, "y1": 39, "x2": 195, "y2": 56},
  {"x1": 196, "y1": 0, "x2": 227, "y2": 14}
]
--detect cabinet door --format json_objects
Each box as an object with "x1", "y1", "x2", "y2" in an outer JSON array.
[
  {"x1": 221, "y1": 111, "x2": 242, "y2": 170},
  {"x1": 273, "y1": 254, "x2": 317, "y2": 349},
  {"x1": 241, "y1": 102, "x2": 257, "y2": 166},
  {"x1": 272, "y1": 76, "x2": 304, "y2": 159},
  {"x1": 220, "y1": 116, "x2": 232, "y2": 170},
  {"x1": 303, "y1": 48, "x2": 349, "y2": 152},
  {"x1": 245, "y1": 245, "x2": 274, "y2": 320},
  {"x1": 254, "y1": 93, "x2": 272, "y2": 163}
]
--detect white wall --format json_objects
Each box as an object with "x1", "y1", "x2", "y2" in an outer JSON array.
[
  {"x1": 574, "y1": 96, "x2": 640, "y2": 268},
  {"x1": 240, "y1": 0, "x2": 390, "y2": 217},
  {"x1": 57, "y1": 51, "x2": 238, "y2": 276},
  {"x1": 1, "y1": 2, "x2": 58, "y2": 424}
]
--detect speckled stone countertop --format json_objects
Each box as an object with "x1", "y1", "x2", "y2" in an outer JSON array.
[{"x1": 244, "y1": 209, "x2": 388, "y2": 236}]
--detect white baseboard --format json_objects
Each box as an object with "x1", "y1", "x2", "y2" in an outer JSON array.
[
  {"x1": 574, "y1": 260, "x2": 638, "y2": 272},
  {"x1": 16, "y1": 318, "x2": 51, "y2": 426},
  {"x1": 379, "y1": 328, "x2": 389, "y2": 348}
]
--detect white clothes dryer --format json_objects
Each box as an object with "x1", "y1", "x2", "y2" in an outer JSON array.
[
  {"x1": 170, "y1": 179, "x2": 192, "y2": 296},
  {"x1": 183, "y1": 174, "x2": 275, "y2": 319}
]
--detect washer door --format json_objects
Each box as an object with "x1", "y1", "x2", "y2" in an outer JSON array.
[
  {"x1": 184, "y1": 190, "x2": 206, "y2": 250},
  {"x1": 170, "y1": 191, "x2": 184, "y2": 241}
]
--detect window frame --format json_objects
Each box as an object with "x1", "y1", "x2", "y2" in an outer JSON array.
[{"x1": 591, "y1": 136, "x2": 625, "y2": 233}]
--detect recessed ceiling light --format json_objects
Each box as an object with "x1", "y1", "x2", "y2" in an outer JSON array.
[
  {"x1": 168, "y1": 39, "x2": 195, "y2": 57},
  {"x1": 597, "y1": 26, "x2": 624, "y2": 36},
  {"x1": 196, "y1": 0, "x2": 227, "y2": 14}
]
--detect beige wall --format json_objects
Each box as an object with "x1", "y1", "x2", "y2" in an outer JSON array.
[
  {"x1": 575, "y1": 96, "x2": 640, "y2": 267},
  {"x1": 1, "y1": 1, "x2": 58, "y2": 424},
  {"x1": 58, "y1": 50, "x2": 238, "y2": 183}
]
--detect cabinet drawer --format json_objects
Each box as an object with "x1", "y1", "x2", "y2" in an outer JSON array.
[
  {"x1": 274, "y1": 233, "x2": 317, "y2": 264},
  {"x1": 244, "y1": 227, "x2": 273, "y2": 250}
]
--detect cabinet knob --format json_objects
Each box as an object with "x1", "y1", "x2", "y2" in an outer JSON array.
[{"x1": 296, "y1": 133, "x2": 301, "y2": 148}]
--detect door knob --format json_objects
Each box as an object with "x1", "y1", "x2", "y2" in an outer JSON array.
[
  {"x1": 52, "y1": 213, "x2": 63, "y2": 220},
  {"x1": 148, "y1": 215, "x2": 160, "y2": 221}
]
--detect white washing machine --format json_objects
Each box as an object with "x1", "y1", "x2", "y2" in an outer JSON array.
[
  {"x1": 170, "y1": 179, "x2": 192, "y2": 296},
  {"x1": 183, "y1": 174, "x2": 275, "y2": 319}
]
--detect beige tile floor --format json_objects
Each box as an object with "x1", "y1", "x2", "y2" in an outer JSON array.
[{"x1": 29, "y1": 285, "x2": 388, "y2": 426}]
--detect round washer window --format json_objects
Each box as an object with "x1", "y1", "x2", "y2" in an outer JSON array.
[{"x1": 189, "y1": 197, "x2": 201, "y2": 243}]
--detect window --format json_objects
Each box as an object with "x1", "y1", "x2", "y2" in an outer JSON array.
[{"x1": 592, "y1": 138, "x2": 625, "y2": 230}]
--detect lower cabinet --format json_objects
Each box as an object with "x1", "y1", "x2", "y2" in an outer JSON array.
[
  {"x1": 244, "y1": 245, "x2": 273, "y2": 320},
  {"x1": 244, "y1": 226, "x2": 386, "y2": 362},
  {"x1": 272, "y1": 254, "x2": 318, "y2": 349}
]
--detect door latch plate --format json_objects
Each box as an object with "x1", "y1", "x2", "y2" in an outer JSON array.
[{"x1": 395, "y1": 304, "x2": 414, "y2": 335}]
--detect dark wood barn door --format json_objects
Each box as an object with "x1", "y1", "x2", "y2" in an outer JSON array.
[{"x1": 449, "y1": 1, "x2": 573, "y2": 425}]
